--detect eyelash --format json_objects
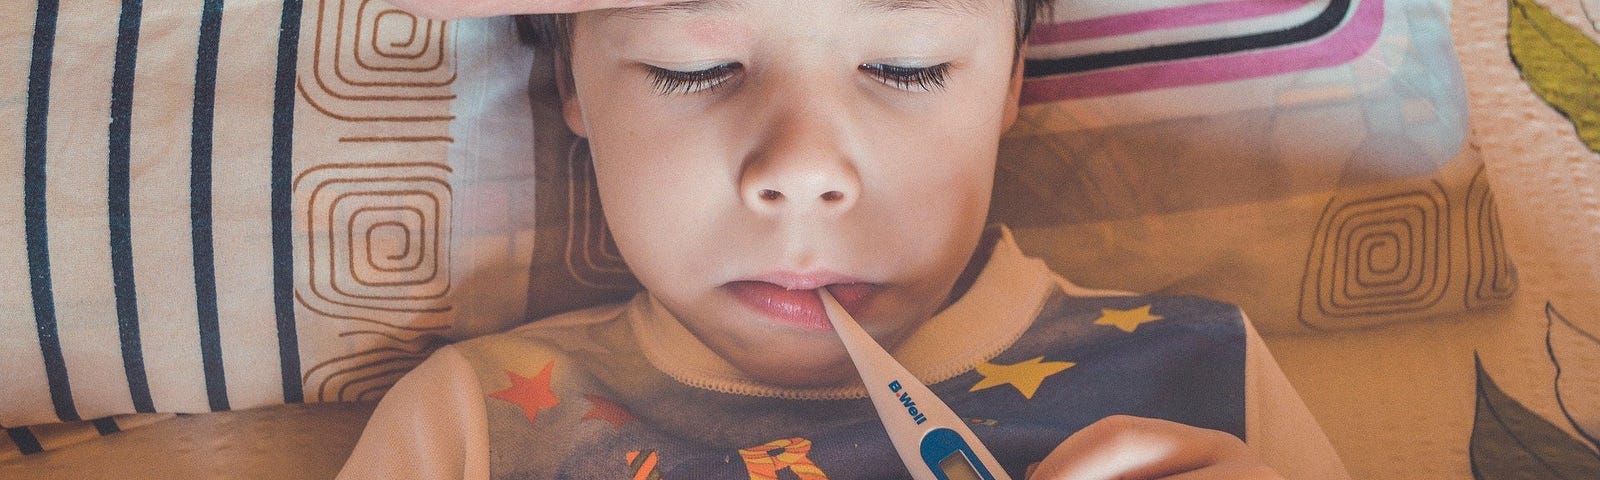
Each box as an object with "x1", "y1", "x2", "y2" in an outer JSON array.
[
  {"x1": 644, "y1": 62, "x2": 953, "y2": 95},
  {"x1": 647, "y1": 63, "x2": 742, "y2": 95},
  {"x1": 860, "y1": 63, "x2": 952, "y2": 92}
]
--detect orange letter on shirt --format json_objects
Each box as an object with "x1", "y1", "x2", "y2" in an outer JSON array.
[
  {"x1": 625, "y1": 450, "x2": 662, "y2": 480},
  {"x1": 738, "y1": 437, "x2": 830, "y2": 480}
]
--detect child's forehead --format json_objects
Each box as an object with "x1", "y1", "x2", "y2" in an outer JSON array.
[
  {"x1": 587, "y1": 0, "x2": 1015, "y2": 49},
  {"x1": 583, "y1": 0, "x2": 1015, "y2": 52},
  {"x1": 603, "y1": 0, "x2": 1002, "y2": 19}
]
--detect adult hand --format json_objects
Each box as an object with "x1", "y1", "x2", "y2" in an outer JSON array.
[
  {"x1": 1028, "y1": 415, "x2": 1283, "y2": 480},
  {"x1": 385, "y1": 0, "x2": 697, "y2": 19}
]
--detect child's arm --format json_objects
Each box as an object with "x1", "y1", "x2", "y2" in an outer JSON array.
[
  {"x1": 336, "y1": 347, "x2": 490, "y2": 480},
  {"x1": 1238, "y1": 315, "x2": 1351, "y2": 478},
  {"x1": 1030, "y1": 314, "x2": 1349, "y2": 480}
]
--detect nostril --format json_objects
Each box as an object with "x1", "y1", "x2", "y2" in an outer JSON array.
[
  {"x1": 820, "y1": 191, "x2": 844, "y2": 202},
  {"x1": 758, "y1": 189, "x2": 784, "y2": 201}
]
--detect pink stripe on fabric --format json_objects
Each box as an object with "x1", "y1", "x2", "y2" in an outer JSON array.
[
  {"x1": 1020, "y1": 0, "x2": 1382, "y2": 104},
  {"x1": 1030, "y1": 0, "x2": 1319, "y2": 44}
]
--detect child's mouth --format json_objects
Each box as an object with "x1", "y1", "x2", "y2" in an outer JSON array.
[{"x1": 724, "y1": 281, "x2": 879, "y2": 331}]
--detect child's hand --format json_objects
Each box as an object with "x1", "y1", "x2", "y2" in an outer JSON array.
[
  {"x1": 385, "y1": 0, "x2": 697, "y2": 19},
  {"x1": 1027, "y1": 415, "x2": 1283, "y2": 480}
]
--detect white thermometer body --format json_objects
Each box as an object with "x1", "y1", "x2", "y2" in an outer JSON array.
[{"x1": 819, "y1": 291, "x2": 1013, "y2": 480}]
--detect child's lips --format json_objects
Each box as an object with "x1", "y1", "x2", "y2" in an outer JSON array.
[{"x1": 724, "y1": 281, "x2": 879, "y2": 331}]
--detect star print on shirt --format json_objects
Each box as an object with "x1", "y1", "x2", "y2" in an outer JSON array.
[
  {"x1": 970, "y1": 356, "x2": 1075, "y2": 399},
  {"x1": 490, "y1": 361, "x2": 560, "y2": 425},
  {"x1": 1095, "y1": 305, "x2": 1164, "y2": 333},
  {"x1": 582, "y1": 394, "x2": 637, "y2": 428}
]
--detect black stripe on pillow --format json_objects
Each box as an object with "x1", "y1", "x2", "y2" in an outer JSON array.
[
  {"x1": 90, "y1": 417, "x2": 121, "y2": 436},
  {"x1": 25, "y1": 0, "x2": 79, "y2": 424},
  {"x1": 4, "y1": 427, "x2": 43, "y2": 455},
  {"x1": 191, "y1": 0, "x2": 230, "y2": 412},
  {"x1": 272, "y1": 0, "x2": 305, "y2": 404},
  {"x1": 1024, "y1": 0, "x2": 1353, "y2": 77},
  {"x1": 109, "y1": 0, "x2": 156, "y2": 415}
]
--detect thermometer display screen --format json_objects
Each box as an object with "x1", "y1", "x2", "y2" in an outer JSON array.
[{"x1": 937, "y1": 451, "x2": 983, "y2": 480}]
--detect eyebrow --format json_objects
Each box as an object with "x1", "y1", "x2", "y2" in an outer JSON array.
[
  {"x1": 602, "y1": 0, "x2": 737, "y2": 18},
  {"x1": 858, "y1": 0, "x2": 986, "y2": 14},
  {"x1": 607, "y1": 0, "x2": 987, "y2": 18}
]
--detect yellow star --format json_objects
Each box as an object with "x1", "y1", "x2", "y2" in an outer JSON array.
[
  {"x1": 969, "y1": 356, "x2": 1075, "y2": 399},
  {"x1": 1095, "y1": 305, "x2": 1163, "y2": 333}
]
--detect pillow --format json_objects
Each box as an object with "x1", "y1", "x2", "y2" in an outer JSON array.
[
  {"x1": 0, "y1": 2, "x2": 548, "y2": 427},
  {"x1": 991, "y1": 0, "x2": 1515, "y2": 333}
]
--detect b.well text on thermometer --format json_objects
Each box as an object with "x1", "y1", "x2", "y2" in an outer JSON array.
[{"x1": 887, "y1": 380, "x2": 929, "y2": 425}]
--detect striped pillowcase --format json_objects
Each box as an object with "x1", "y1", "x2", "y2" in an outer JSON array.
[
  {"x1": 0, "y1": 1, "x2": 616, "y2": 433},
  {"x1": 991, "y1": 0, "x2": 1517, "y2": 332},
  {"x1": 2, "y1": 414, "x2": 174, "y2": 461}
]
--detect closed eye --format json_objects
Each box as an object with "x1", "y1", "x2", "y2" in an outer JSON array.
[
  {"x1": 860, "y1": 63, "x2": 951, "y2": 92},
  {"x1": 646, "y1": 63, "x2": 742, "y2": 95}
]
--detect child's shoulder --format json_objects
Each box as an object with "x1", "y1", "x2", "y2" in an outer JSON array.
[
  {"x1": 451, "y1": 298, "x2": 637, "y2": 367},
  {"x1": 1030, "y1": 276, "x2": 1249, "y2": 344},
  {"x1": 1068, "y1": 291, "x2": 1242, "y2": 320},
  {"x1": 507, "y1": 299, "x2": 635, "y2": 337},
  {"x1": 1049, "y1": 275, "x2": 1244, "y2": 320}
]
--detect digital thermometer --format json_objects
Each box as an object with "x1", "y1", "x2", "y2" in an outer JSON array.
[{"x1": 819, "y1": 290, "x2": 1012, "y2": 480}]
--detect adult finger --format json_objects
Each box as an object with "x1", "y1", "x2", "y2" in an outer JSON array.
[
  {"x1": 1028, "y1": 415, "x2": 1277, "y2": 480},
  {"x1": 386, "y1": 0, "x2": 699, "y2": 19}
]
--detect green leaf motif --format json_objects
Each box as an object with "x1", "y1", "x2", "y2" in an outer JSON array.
[
  {"x1": 1508, "y1": 0, "x2": 1600, "y2": 155},
  {"x1": 1471, "y1": 355, "x2": 1600, "y2": 479}
]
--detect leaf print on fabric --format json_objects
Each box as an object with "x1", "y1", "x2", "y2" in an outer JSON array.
[
  {"x1": 1508, "y1": 0, "x2": 1600, "y2": 154},
  {"x1": 1470, "y1": 355, "x2": 1600, "y2": 479},
  {"x1": 1547, "y1": 303, "x2": 1600, "y2": 449}
]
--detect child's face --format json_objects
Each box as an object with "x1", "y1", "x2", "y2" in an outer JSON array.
[{"x1": 563, "y1": 0, "x2": 1022, "y2": 387}]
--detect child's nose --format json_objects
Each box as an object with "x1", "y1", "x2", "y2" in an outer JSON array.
[
  {"x1": 738, "y1": 115, "x2": 862, "y2": 216},
  {"x1": 740, "y1": 166, "x2": 859, "y2": 215}
]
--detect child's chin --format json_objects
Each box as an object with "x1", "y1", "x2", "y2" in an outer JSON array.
[{"x1": 739, "y1": 356, "x2": 861, "y2": 389}]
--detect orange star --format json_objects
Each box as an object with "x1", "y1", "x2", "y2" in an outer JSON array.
[
  {"x1": 490, "y1": 361, "x2": 560, "y2": 424},
  {"x1": 582, "y1": 394, "x2": 637, "y2": 428}
]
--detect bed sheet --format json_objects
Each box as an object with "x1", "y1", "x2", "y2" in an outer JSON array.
[
  {"x1": 0, "y1": 402, "x2": 374, "y2": 480},
  {"x1": 1265, "y1": 0, "x2": 1600, "y2": 478}
]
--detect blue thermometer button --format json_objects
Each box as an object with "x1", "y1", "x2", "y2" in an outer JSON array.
[{"x1": 920, "y1": 427, "x2": 1000, "y2": 480}]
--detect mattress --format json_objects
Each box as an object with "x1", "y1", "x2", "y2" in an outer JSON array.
[{"x1": 0, "y1": 402, "x2": 374, "y2": 480}]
